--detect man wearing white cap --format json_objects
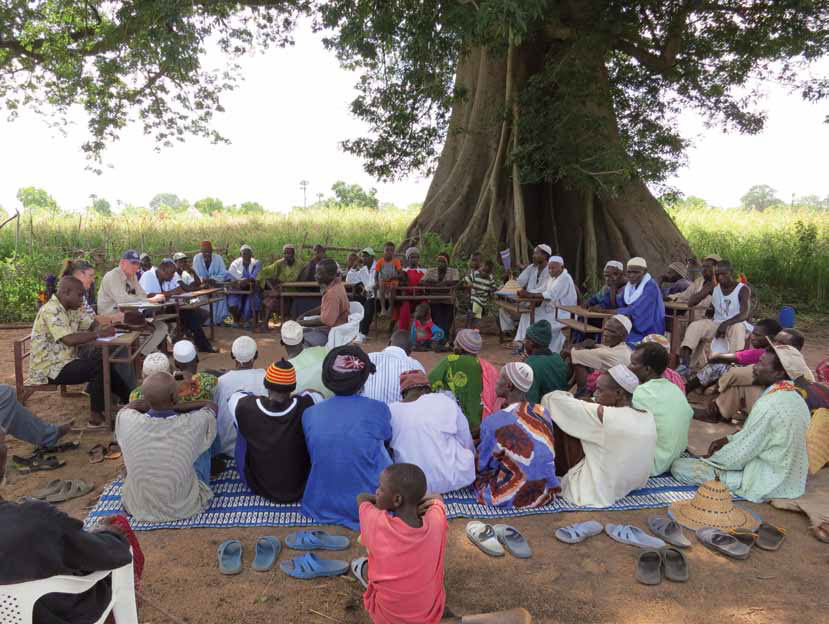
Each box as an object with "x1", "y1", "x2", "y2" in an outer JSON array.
[
  {"x1": 170, "y1": 340, "x2": 219, "y2": 401},
  {"x1": 498, "y1": 244, "x2": 554, "y2": 351},
  {"x1": 615, "y1": 257, "x2": 665, "y2": 346},
  {"x1": 586, "y1": 260, "x2": 628, "y2": 310},
  {"x1": 173, "y1": 252, "x2": 201, "y2": 289},
  {"x1": 280, "y1": 320, "x2": 333, "y2": 398},
  {"x1": 540, "y1": 256, "x2": 578, "y2": 352},
  {"x1": 213, "y1": 336, "x2": 267, "y2": 455},
  {"x1": 672, "y1": 342, "x2": 811, "y2": 503},
  {"x1": 226, "y1": 244, "x2": 262, "y2": 326},
  {"x1": 569, "y1": 315, "x2": 633, "y2": 395},
  {"x1": 542, "y1": 365, "x2": 657, "y2": 507},
  {"x1": 475, "y1": 363, "x2": 560, "y2": 509}
]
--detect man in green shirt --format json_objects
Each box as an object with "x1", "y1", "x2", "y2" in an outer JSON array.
[
  {"x1": 280, "y1": 320, "x2": 332, "y2": 399},
  {"x1": 523, "y1": 320, "x2": 568, "y2": 404},
  {"x1": 258, "y1": 243, "x2": 302, "y2": 329},
  {"x1": 628, "y1": 341, "x2": 693, "y2": 476}
]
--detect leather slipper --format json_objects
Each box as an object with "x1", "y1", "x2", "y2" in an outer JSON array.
[
  {"x1": 88, "y1": 444, "x2": 105, "y2": 464},
  {"x1": 696, "y1": 527, "x2": 751, "y2": 559},
  {"x1": 661, "y1": 547, "x2": 689, "y2": 582},
  {"x1": 755, "y1": 523, "x2": 785, "y2": 551},
  {"x1": 635, "y1": 550, "x2": 663, "y2": 585}
]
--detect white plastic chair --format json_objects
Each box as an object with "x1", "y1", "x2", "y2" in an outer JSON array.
[
  {"x1": 326, "y1": 301, "x2": 365, "y2": 348},
  {"x1": 0, "y1": 555, "x2": 138, "y2": 624}
]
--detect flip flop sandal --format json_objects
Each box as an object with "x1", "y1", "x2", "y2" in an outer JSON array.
[
  {"x1": 279, "y1": 553, "x2": 349, "y2": 580},
  {"x1": 285, "y1": 530, "x2": 351, "y2": 551},
  {"x1": 34, "y1": 441, "x2": 81, "y2": 454},
  {"x1": 31, "y1": 479, "x2": 68, "y2": 500},
  {"x1": 648, "y1": 516, "x2": 692, "y2": 548},
  {"x1": 605, "y1": 524, "x2": 667, "y2": 549},
  {"x1": 729, "y1": 528, "x2": 758, "y2": 548},
  {"x1": 696, "y1": 527, "x2": 751, "y2": 560},
  {"x1": 755, "y1": 523, "x2": 785, "y2": 551},
  {"x1": 493, "y1": 524, "x2": 533, "y2": 559},
  {"x1": 44, "y1": 479, "x2": 94, "y2": 503},
  {"x1": 466, "y1": 521, "x2": 505, "y2": 557},
  {"x1": 218, "y1": 539, "x2": 243, "y2": 575},
  {"x1": 88, "y1": 444, "x2": 106, "y2": 464},
  {"x1": 351, "y1": 557, "x2": 369, "y2": 589},
  {"x1": 635, "y1": 550, "x2": 663, "y2": 586},
  {"x1": 661, "y1": 547, "x2": 689, "y2": 582},
  {"x1": 252, "y1": 536, "x2": 281, "y2": 572},
  {"x1": 555, "y1": 521, "x2": 604, "y2": 544},
  {"x1": 13, "y1": 454, "x2": 65, "y2": 473},
  {"x1": 104, "y1": 442, "x2": 122, "y2": 461}
]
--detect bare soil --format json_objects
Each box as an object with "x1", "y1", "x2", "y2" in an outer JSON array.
[{"x1": 2, "y1": 325, "x2": 828, "y2": 624}]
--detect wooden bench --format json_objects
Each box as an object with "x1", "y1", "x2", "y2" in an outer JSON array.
[{"x1": 13, "y1": 336, "x2": 83, "y2": 406}]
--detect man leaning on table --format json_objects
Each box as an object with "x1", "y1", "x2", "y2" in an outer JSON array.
[{"x1": 97, "y1": 250, "x2": 168, "y2": 355}]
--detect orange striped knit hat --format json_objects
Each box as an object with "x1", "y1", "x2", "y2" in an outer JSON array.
[{"x1": 264, "y1": 359, "x2": 296, "y2": 392}]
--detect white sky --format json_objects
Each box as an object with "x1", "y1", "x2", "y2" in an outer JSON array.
[{"x1": 1, "y1": 24, "x2": 828, "y2": 213}]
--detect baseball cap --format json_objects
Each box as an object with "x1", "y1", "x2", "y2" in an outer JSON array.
[
  {"x1": 122, "y1": 250, "x2": 141, "y2": 262},
  {"x1": 172, "y1": 340, "x2": 197, "y2": 364},
  {"x1": 172, "y1": 252, "x2": 187, "y2": 261},
  {"x1": 361, "y1": 247, "x2": 375, "y2": 256},
  {"x1": 280, "y1": 320, "x2": 304, "y2": 346},
  {"x1": 231, "y1": 336, "x2": 258, "y2": 363}
]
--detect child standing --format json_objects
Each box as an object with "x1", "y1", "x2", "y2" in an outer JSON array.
[
  {"x1": 411, "y1": 303, "x2": 446, "y2": 351},
  {"x1": 375, "y1": 242, "x2": 403, "y2": 317},
  {"x1": 464, "y1": 259, "x2": 499, "y2": 329}
]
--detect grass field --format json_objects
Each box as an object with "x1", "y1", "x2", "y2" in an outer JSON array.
[{"x1": 1, "y1": 205, "x2": 827, "y2": 322}]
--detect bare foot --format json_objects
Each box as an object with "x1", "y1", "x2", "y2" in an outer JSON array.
[{"x1": 814, "y1": 522, "x2": 829, "y2": 544}]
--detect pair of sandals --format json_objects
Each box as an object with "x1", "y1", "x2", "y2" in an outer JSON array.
[
  {"x1": 696, "y1": 523, "x2": 785, "y2": 559},
  {"x1": 12, "y1": 441, "x2": 80, "y2": 474},
  {"x1": 88, "y1": 443, "x2": 121, "y2": 463},
  {"x1": 218, "y1": 530, "x2": 351, "y2": 577},
  {"x1": 28, "y1": 478, "x2": 95, "y2": 503},
  {"x1": 636, "y1": 547, "x2": 689, "y2": 585},
  {"x1": 466, "y1": 521, "x2": 532, "y2": 558},
  {"x1": 555, "y1": 517, "x2": 691, "y2": 550}
]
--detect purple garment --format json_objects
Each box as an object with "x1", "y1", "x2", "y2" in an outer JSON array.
[
  {"x1": 617, "y1": 280, "x2": 666, "y2": 346},
  {"x1": 476, "y1": 402, "x2": 559, "y2": 508},
  {"x1": 226, "y1": 260, "x2": 262, "y2": 320}
]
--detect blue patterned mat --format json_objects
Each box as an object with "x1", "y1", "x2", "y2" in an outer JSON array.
[{"x1": 84, "y1": 462, "x2": 703, "y2": 531}]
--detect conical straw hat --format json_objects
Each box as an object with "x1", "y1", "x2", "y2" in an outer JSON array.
[
  {"x1": 670, "y1": 479, "x2": 759, "y2": 531},
  {"x1": 807, "y1": 408, "x2": 829, "y2": 475}
]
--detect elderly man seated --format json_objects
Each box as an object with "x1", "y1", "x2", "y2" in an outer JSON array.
[
  {"x1": 615, "y1": 257, "x2": 665, "y2": 345},
  {"x1": 116, "y1": 372, "x2": 219, "y2": 522},
  {"x1": 214, "y1": 336, "x2": 266, "y2": 455},
  {"x1": 475, "y1": 363, "x2": 560, "y2": 509},
  {"x1": 226, "y1": 244, "x2": 262, "y2": 326},
  {"x1": 671, "y1": 342, "x2": 811, "y2": 502},
  {"x1": 258, "y1": 243, "x2": 302, "y2": 328},
  {"x1": 587, "y1": 260, "x2": 627, "y2": 310},
  {"x1": 568, "y1": 314, "x2": 632, "y2": 396},
  {"x1": 297, "y1": 258, "x2": 350, "y2": 347},
  {"x1": 542, "y1": 365, "x2": 657, "y2": 506},
  {"x1": 388, "y1": 370, "x2": 475, "y2": 494},
  {"x1": 678, "y1": 260, "x2": 749, "y2": 375}
]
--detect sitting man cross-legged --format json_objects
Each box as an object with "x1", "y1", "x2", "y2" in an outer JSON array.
[
  {"x1": 522, "y1": 320, "x2": 569, "y2": 404},
  {"x1": 362, "y1": 329, "x2": 425, "y2": 404},
  {"x1": 389, "y1": 370, "x2": 475, "y2": 494},
  {"x1": 476, "y1": 363, "x2": 560, "y2": 509},
  {"x1": 116, "y1": 371, "x2": 220, "y2": 522},
  {"x1": 232, "y1": 360, "x2": 322, "y2": 503},
  {"x1": 678, "y1": 260, "x2": 749, "y2": 375},
  {"x1": 214, "y1": 335, "x2": 266, "y2": 455},
  {"x1": 29, "y1": 276, "x2": 132, "y2": 430},
  {"x1": 542, "y1": 365, "x2": 657, "y2": 507},
  {"x1": 298, "y1": 257, "x2": 350, "y2": 347},
  {"x1": 628, "y1": 341, "x2": 693, "y2": 476},
  {"x1": 671, "y1": 342, "x2": 811, "y2": 502},
  {"x1": 568, "y1": 314, "x2": 632, "y2": 397}
]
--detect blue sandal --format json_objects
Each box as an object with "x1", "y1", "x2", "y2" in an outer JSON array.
[
  {"x1": 279, "y1": 552, "x2": 349, "y2": 579},
  {"x1": 217, "y1": 539, "x2": 243, "y2": 575},
  {"x1": 252, "y1": 536, "x2": 281, "y2": 572},
  {"x1": 285, "y1": 530, "x2": 350, "y2": 551}
]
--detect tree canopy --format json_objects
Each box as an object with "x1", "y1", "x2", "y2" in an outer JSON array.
[
  {"x1": 331, "y1": 180, "x2": 379, "y2": 210},
  {"x1": 2, "y1": 2, "x2": 829, "y2": 198},
  {"x1": 16, "y1": 186, "x2": 60, "y2": 214},
  {"x1": 741, "y1": 184, "x2": 783, "y2": 211}
]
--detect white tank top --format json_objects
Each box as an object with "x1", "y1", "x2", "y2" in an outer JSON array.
[{"x1": 712, "y1": 283, "x2": 744, "y2": 321}]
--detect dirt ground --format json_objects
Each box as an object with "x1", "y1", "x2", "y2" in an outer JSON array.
[{"x1": 2, "y1": 324, "x2": 828, "y2": 624}]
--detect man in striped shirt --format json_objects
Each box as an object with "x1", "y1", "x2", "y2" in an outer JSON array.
[
  {"x1": 361, "y1": 330, "x2": 425, "y2": 404},
  {"x1": 464, "y1": 259, "x2": 499, "y2": 329}
]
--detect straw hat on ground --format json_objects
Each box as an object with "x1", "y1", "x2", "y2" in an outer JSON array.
[{"x1": 670, "y1": 479, "x2": 759, "y2": 531}]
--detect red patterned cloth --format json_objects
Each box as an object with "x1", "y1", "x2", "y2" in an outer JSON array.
[
  {"x1": 816, "y1": 358, "x2": 829, "y2": 383},
  {"x1": 104, "y1": 515, "x2": 145, "y2": 624}
]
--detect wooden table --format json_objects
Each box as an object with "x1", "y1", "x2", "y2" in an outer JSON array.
[
  {"x1": 387, "y1": 284, "x2": 458, "y2": 336},
  {"x1": 168, "y1": 288, "x2": 226, "y2": 339},
  {"x1": 557, "y1": 305, "x2": 612, "y2": 343},
  {"x1": 94, "y1": 331, "x2": 144, "y2": 428},
  {"x1": 495, "y1": 291, "x2": 539, "y2": 342},
  {"x1": 261, "y1": 281, "x2": 356, "y2": 322},
  {"x1": 664, "y1": 301, "x2": 699, "y2": 367}
]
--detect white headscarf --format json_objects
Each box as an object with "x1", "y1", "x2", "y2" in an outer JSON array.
[{"x1": 623, "y1": 273, "x2": 652, "y2": 305}]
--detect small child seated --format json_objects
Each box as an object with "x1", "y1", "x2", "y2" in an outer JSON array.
[
  {"x1": 354, "y1": 464, "x2": 447, "y2": 624},
  {"x1": 375, "y1": 242, "x2": 403, "y2": 317},
  {"x1": 410, "y1": 303, "x2": 445, "y2": 351}
]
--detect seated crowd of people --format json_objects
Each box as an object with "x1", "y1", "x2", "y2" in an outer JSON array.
[{"x1": 3, "y1": 240, "x2": 828, "y2": 624}]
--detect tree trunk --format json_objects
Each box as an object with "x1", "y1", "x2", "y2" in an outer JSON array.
[{"x1": 406, "y1": 43, "x2": 691, "y2": 287}]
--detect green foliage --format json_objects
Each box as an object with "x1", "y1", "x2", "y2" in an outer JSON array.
[
  {"x1": 194, "y1": 197, "x2": 224, "y2": 215},
  {"x1": 16, "y1": 187, "x2": 60, "y2": 214},
  {"x1": 331, "y1": 181, "x2": 378, "y2": 210},
  {"x1": 235, "y1": 201, "x2": 265, "y2": 214},
  {"x1": 740, "y1": 185, "x2": 784, "y2": 212},
  {"x1": 150, "y1": 193, "x2": 189, "y2": 213},
  {"x1": 89, "y1": 198, "x2": 112, "y2": 216}
]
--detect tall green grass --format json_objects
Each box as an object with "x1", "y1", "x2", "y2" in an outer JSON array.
[{"x1": 1, "y1": 205, "x2": 827, "y2": 322}]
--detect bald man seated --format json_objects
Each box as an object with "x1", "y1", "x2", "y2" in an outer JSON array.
[{"x1": 116, "y1": 372, "x2": 220, "y2": 522}]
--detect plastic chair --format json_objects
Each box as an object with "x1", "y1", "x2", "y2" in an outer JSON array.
[
  {"x1": 326, "y1": 302, "x2": 365, "y2": 348},
  {"x1": 0, "y1": 554, "x2": 138, "y2": 624}
]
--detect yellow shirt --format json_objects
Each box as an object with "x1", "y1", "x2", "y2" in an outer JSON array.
[{"x1": 28, "y1": 295, "x2": 94, "y2": 384}]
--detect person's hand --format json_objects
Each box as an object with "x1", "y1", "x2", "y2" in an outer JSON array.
[
  {"x1": 706, "y1": 437, "x2": 728, "y2": 458},
  {"x1": 125, "y1": 398, "x2": 150, "y2": 412},
  {"x1": 417, "y1": 496, "x2": 439, "y2": 518},
  {"x1": 149, "y1": 294, "x2": 166, "y2": 304},
  {"x1": 97, "y1": 514, "x2": 129, "y2": 538},
  {"x1": 97, "y1": 325, "x2": 116, "y2": 338}
]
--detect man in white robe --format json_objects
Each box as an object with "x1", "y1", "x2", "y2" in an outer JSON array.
[{"x1": 499, "y1": 244, "x2": 553, "y2": 349}]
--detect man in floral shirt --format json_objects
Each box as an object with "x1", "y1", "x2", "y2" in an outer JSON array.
[{"x1": 29, "y1": 276, "x2": 133, "y2": 429}]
